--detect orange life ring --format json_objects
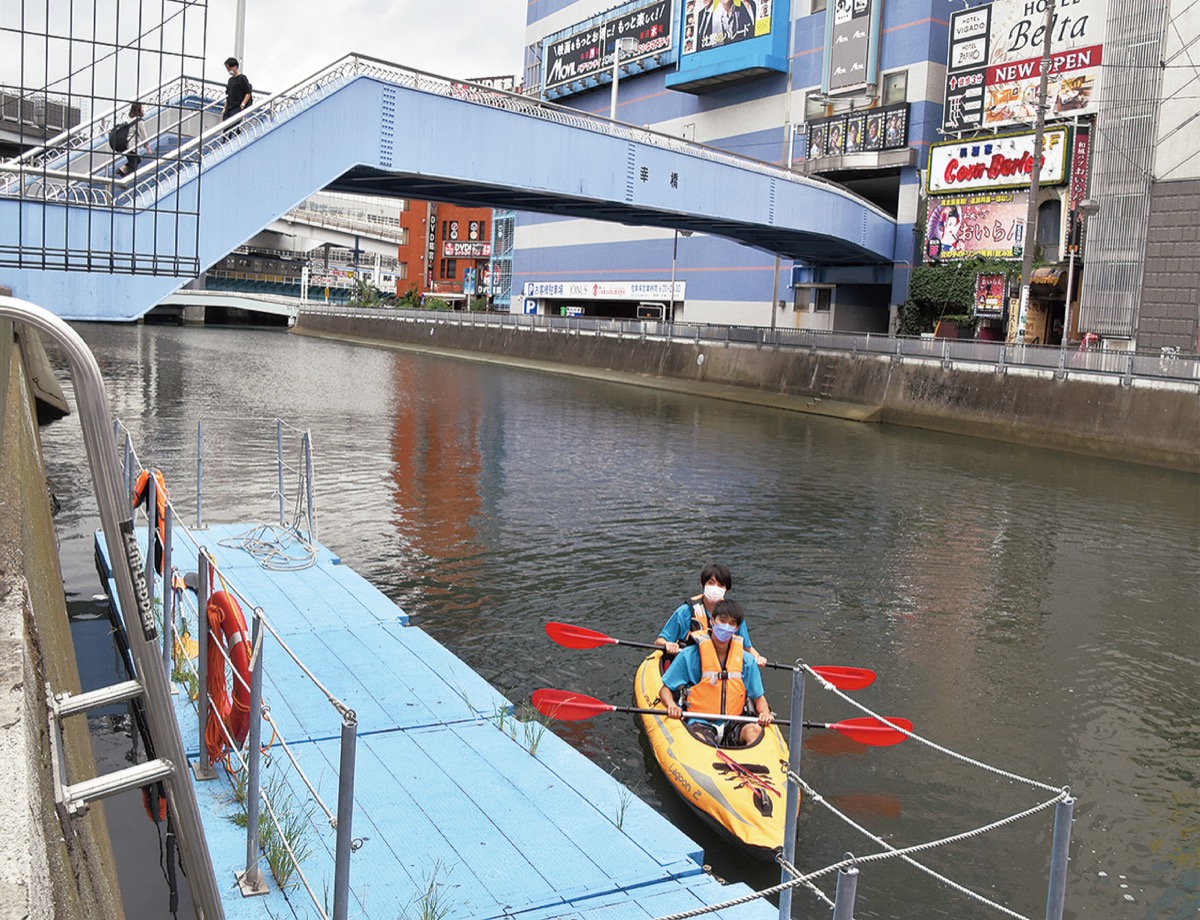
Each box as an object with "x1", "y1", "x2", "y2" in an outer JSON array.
[
  {"x1": 132, "y1": 468, "x2": 169, "y2": 574},
  {"x1": 205, "y1": 590, "x2": 252, "y2": 764}
]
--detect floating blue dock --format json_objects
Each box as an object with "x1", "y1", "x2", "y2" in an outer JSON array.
[{"x1": 97, "y1": 523, "x2": 777, "y2": 919}]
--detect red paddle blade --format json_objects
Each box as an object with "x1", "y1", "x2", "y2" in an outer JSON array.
[
  {"x1": 531, "y1": 688, "x2": 615, "y2": 721},
  {"x1": 830, "y1": 716, "x2": 913, "y2": 747},
  {"x1": 545, "y1": 622, "x2": 618, "y2": 650},
  {"x1": 812, "y1": 666, "x2": 876, "y2": 690}
]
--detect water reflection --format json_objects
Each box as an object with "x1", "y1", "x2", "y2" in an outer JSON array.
[{"x1": 37, "y1": 323, "x2": 1199, "y2": 920}]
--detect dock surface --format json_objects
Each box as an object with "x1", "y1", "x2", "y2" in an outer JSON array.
[{"x1": 97, "y1": 523, "x2": 776, "y2": 919}]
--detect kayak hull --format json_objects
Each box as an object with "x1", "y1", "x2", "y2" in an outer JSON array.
[{"x1": 634, "y1": 651, "x2": 796, "y2": 862}]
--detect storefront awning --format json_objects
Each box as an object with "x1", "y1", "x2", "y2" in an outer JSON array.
[{"x1": 1031, "y1": 268, "x2": 1067, "y2": 290}]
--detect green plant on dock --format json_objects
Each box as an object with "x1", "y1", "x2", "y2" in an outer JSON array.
[
  {"x1": 517, "y1": 702, "x2": 549, "y2": 757},
  {"x1": 398, "y1": 860, "x2": 452, "y2": 920},
  {"x1": 615, "y1": 785, "x2": 633, "y2": 831},
  {"x1": 259, "y1": 773, "x2": 314, "y2": 891}
]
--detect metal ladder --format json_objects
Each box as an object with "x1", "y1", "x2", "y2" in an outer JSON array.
[{"x1": 2, "y1": 296, "x2": 225, "y2": 920}]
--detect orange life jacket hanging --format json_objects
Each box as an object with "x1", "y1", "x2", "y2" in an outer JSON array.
[{"x1": 131, "y1": 468, "x2": 169, "y2": 574}]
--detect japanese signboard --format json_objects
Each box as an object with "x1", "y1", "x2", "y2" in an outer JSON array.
[
  {"x1": 544, "y1": 1, "x2": 673, "y2": 90},
  {"x1": 942, "y1": 0, "x2": 1106, "y2": 133},
  {"x1": 925, "y1": 191, "x2": 1029, "y2": 261},
  {"x1": 806, "y1": 103, "x2": 908, "y2": 159},
  {"x1": 826, "y1": 0, "x2": 876, "y2": 94},
  {"x1": 927, "y1": 127, "x2": 1069, "y2": 194},
  {"x1": 523, "y1": 280, "x2": 685, "y2": 300},
  {"x1": 443, "y1": 241, "x2": 492, "y2": 259},
  {"x1": 682, "y1": 0, "x2": 772, "y2": 56},
  {"x1": 974, "y1": 272, "x2": 1007, "y2": 316}
]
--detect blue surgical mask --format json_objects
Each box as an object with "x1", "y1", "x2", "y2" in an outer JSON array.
[{"x1": 712, "y1": 623, "x2": 737, "y2": 642}]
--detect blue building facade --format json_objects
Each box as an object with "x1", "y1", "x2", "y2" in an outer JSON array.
[{"x1": 516, "y1": 0, "x2": 949, "y2": 330}]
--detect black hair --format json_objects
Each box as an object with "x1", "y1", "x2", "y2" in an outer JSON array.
[
  {"x1": 711, "y1": 599, "x2": 744, "y2": 627},
  {"x1": 225, "y1": 57, "x2": 239, "y2": 69},
  {"x1": 699, "y1": 562, "x2": 732, "y2": 591},
  {"x1": 128, "y1": 102, "x2": 144, "y2": 118}
]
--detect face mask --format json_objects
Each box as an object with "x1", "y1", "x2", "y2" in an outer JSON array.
[
  {"x1": 712, "y1": 623, "x2": 737, "y2": 642},
  {"x1": 703, "y1": 584, "x2": 726, "y2": 603}
]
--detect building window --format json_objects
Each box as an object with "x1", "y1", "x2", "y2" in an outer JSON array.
[
  {"x1": 882, "y1": 71, "x2": 907, "y2": 105},
  {"x1": 814, "y1": 288, "x2": 832, "y2": 312},
  {"x1": 812, "y1": 0, "x2": 827, "y2": 11}
]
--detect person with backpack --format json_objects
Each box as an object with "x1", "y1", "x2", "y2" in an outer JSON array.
[
  {"x1": 113, "y1": 102, "x2": 151, "y2": 177},
  {"x1": 222, "y1": 57, "x2": 253, "y2": 125}
]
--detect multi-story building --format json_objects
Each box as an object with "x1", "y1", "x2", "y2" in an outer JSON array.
[
  {"x1": 398, "y1": 201, "x2": 496, "y2": 308},
  {"x1": 515, "y1": 0, "x2": 1198, "y2": 352}
]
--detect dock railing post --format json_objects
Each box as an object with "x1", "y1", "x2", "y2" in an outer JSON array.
[
  {"x1": 123, "y1": 432, "x2": 133, "y2": 495},
  {"x1": 161, "y1": 503, "x2": 173, "y2": 679},
  {"x1": 778, "y1": 665, "x2": 806, "y2": 920},
  {"x1": 194, "y1": 551, "x2": 216, "y2": 780},
  {"x1": 276, "y1": 419, "x2": 285, "y2": 525},
  {"x1": 332, "y1": 710, "x2": 359, "y2": 920},
  {"x1": 1044, "y1": 793, "x2": 1075, "y2": 920},
  {"x1": 302, "y1": 430, "x2": 316, "y2": 541},
  {"x1": 238, "y1": 613, "x2": 269, "y2": 896},
  {"x1": 832, "y1": 865, "x2": 859, "y2": 920}
]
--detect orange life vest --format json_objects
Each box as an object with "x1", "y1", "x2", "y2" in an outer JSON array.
[
  {"x1": 686, "y1": 597, "x2": 710, "y2": 645},
  {"x1": 205, "y1": 590, "x2": 252, "y2": 764},
  {"x1": 687, "y1": 635, "x2": 747, "y2": 717},
  {"x1": 132, "y1": 468, "x2": 169, "y2": 574}
]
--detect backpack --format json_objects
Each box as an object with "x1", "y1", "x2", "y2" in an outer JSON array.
[{"x1": 108, "y1": 119, "x2": 133, "y2": 152}]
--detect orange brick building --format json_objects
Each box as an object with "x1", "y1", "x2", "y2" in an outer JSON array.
[{"x1": 397, "y1": 200, "x2": 493, "y2": 306}]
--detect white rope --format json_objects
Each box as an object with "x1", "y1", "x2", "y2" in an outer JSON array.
[
  {"x1": 254, "y1": 611, "x2": 353, "y2": 718},
  {"x1": 801, "y1": 664, "x2": 1063, "y2": 794},
  {"x1": 777, "y1": 855, "x2": 835, "y2": 909},
  {"x1": 218, "y1": 522, "x2": 318, "y2": 572}
]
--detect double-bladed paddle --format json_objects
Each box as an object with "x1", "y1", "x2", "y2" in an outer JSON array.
[
  {"x1": 545, "y1": 621, "x2": 876, "y2": 691},
  {"x1": 531, "y1": 689, "x2": 913, "y2": 746}
]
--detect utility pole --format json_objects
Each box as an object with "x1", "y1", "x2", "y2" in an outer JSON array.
[{"x1": 1015, "y1": 0, "x2": 1055, "y2": 342}]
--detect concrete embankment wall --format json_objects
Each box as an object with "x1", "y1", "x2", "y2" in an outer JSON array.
[
  {"x1": 0, "y1": 327, "x2": 125, "y2": 919},
  {"x1": 294, "y1": 311, "x2": 1200, "y2": 473}
]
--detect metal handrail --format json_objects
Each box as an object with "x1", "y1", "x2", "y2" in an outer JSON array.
[
  {"x1": 297, "y1": 303, "x2": 1200, "y2": 385},
  {"x1": 0, "y1": 296, "x2": 225, "y2": 920}
]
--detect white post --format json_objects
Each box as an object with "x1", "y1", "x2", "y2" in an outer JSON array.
[
  {"x1": 609, "y1": 28, "x2": 620, "y2": 121},
  {"x1": 234, "y1": 0, "x2": 247, "y2": 63},
  {"x1": 669, "y1": 230, "x2": 678, "y2": 326}
]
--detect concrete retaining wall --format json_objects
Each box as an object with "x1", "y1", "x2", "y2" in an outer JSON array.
[
  {"x1": 0, "y1": 327, "x2": 125, "y2": 920},
  {"x1": 295, "y1": 311, "x2": 1200, "y2": 473}
]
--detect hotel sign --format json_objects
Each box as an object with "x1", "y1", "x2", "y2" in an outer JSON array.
[
  {"x1": 927, "y1": 127, "x2": 1069, "y2": 195},
  {"x1": 942, "y1": 0, "x2": 1106, "y2": 133}
]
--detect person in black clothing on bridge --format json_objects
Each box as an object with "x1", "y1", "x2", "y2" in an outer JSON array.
[{"x1": 222, "y1": 57, "x2": 253, "y2": 130}]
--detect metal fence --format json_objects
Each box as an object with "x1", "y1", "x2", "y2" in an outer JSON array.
[{"x1": 299, "y1": 304, "x2": 1200, "y2": 387}]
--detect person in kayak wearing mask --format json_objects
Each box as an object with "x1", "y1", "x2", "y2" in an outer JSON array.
[
  {"x1": 654, "y1": 563, "x2": 766, "y2": 666},
  {"x1": 658, "y1": 599, "x2": 774, "y2": 746}
]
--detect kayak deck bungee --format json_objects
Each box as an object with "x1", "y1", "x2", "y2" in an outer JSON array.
[{"x1": 633, "y1": 650, "x2": 796, "y2": 862}]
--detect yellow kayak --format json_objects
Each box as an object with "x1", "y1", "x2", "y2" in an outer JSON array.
[{"x1": 633, "y1": 650, "x2": 796, "y2": 862}]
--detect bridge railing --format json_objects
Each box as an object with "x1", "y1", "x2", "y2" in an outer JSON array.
[{"x1": 297, "y1": 303, "x2": 1200, "y2": 386}]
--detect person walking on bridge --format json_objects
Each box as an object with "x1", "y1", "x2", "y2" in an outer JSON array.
[{"x1": 222, "y1": 57, "x2": 253, "y2": 126}]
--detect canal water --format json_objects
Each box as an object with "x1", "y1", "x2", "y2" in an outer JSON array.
[{"x1": 40, "y1": 323, "x2": 1197, "y2": 919}]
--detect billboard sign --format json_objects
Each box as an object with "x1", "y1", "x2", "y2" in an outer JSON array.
[
  {"x1": 807, "y1": 103, "x2": 908, "y2": 159},
  {"x1": 974, "y1": 272, "x2": 1007, "y2": 316},
  {"x1": 443, "y1": 241, "x2": 492, "y2": 259},
  {"x1": 942, "y1": 0, "x2": 1106, "y2": 133},
  {"x1": 682, "y1": 0, "x2": 772, "y2": 56},
  {"x1": 826, "y1": 0, "x2": 877, "y2": 94},
  {"x1": 925, "y1": 191, "x2": 1029, "y2": 262},
  {"x1": 927, "y1": 126, "x2": 1069, "y2": 194},
  {"x1": 544, "y1": 1, "x2": 673, "y2": 91},
  {"x1": 523, "y1": 280, "x2": 685, "y2": 300}
]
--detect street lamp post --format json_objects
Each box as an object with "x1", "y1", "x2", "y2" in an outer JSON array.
[
  {"x1": 609, "y1": 36, "x2": 639, "y2": 121},
  {"x1": 1061, "y1": 198, "x2": 1098, "y2": 351},
  {"x1": 668, "y1": 230, "x2": 692, "y2": 325}
]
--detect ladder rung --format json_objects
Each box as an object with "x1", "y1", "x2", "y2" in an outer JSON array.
[
  {"x1": 54, "y1": 679, "x2": 144, "y2": 717},
  {"x1": 63, "y1": 758, "x2": 174, "y2": 812}
]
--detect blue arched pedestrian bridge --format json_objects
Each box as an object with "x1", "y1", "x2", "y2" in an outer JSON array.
[{"x1": 0, "y1": 55, "x2": 899, "y2": 321}]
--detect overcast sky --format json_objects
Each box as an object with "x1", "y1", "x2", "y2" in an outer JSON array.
[{"x1": 206, "y1": 0, "x2": 530, "y2": 90}]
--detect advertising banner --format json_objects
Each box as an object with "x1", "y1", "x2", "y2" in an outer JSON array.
[
  {"x1": 544, "y1": 1, "x2": 673, "y2": 90},
  {"x1": 523, "y1": 280, "x2": 685, "y2": 300},
  {"x1": 927, "y1": 126, "x2": 1069, "y2": 194},
  {"x1": 443, "y1": 241, "x2": 492, "y2": 259},
  {"x1": 682, "y1": 0, "x2": 772, "y2": 56},
  {"x1": 942, "y1": 0, "x2": 1105, "y2": 133},
  {"x1": 925, "y1": 191, "x2": 1029, "y2": 262},
  {"x1": 826, "y1": 0, "x2": 875, "y2": 94},
  {"x1": 974, "y1": 272, "x2": 1007, "y2": 316},
  {"x1": 807, "y1": 103, "x2": 907, "y2": 159}
]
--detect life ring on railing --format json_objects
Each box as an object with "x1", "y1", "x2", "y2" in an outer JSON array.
[
  {"x1": 205, "y1": 590, "x2": 252, "y2": 764},
  {"x1": 132, "y1": 468, "x2": 169, "y2": 574}
]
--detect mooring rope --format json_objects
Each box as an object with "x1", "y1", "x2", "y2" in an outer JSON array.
[{"x1": 218, "y1": 522, "x2": 318, "y2": 571}]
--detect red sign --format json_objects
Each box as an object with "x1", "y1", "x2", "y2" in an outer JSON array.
[
  {"x1": 974, "y1": 273, "x2": 1006, "y2": 316},
  {"x1": 928, "y1": 127, "x2": 1068, "y2": 194},
  {"x1": 1068, "y1": 126, "x2": 1091, "y2": 212}
]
